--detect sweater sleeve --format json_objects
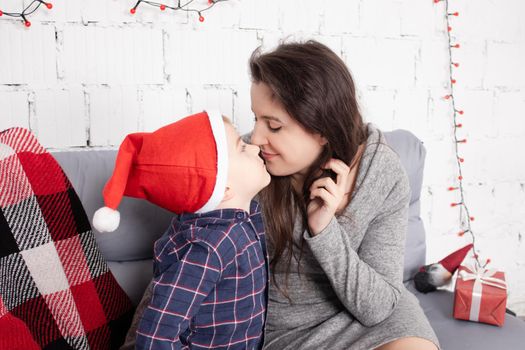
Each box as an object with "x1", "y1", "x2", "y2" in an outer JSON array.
[{"x1": 303, "y1": 172, "x2": 410, "y2": 327}]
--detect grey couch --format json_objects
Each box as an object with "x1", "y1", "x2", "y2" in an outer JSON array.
[{"x1": 52, "y1": 129, "x2": 525, "y2": 349}]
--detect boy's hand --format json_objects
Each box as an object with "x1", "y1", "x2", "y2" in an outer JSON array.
[{"x1": 307, "y1": 158, "x2": 357, "y2": 236}]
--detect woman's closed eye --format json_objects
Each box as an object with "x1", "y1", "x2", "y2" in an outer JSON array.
[
  {"x1": 254, "y1": 116, "x2": 282, "y2": 133},
  {"x1": 268, "y1": 123, "x2": 282, "y2": 132}
]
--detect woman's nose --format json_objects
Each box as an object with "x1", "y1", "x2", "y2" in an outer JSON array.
[{"x1": 250, "y1": 123, "x2": 267, "y2": 146}]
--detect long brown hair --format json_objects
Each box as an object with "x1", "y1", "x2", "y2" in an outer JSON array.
[{"x1": 249, "y1": 40, "x2": 368, "y2": 297}]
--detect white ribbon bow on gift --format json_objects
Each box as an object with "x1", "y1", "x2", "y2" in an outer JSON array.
[{"x1": 458, "y1": 263, "x2": 507, "y2": 322}]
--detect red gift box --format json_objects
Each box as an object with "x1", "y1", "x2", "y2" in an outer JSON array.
[{"x1": 453, "y1": 264, "x2": 507, "y2": 326}]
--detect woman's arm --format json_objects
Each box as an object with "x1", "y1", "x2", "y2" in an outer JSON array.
[{"x1": 304, "y1": 172, "x2": 410, "y2": 327}]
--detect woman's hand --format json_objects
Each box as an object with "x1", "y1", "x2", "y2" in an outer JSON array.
[{"x1": 307, "y1": 159, "x2": 353, "y2": 236}]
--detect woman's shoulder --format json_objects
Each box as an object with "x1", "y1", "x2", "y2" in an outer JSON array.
[
  {"x1": 370, "y1": 142, "x2": 407, "y2": 176},
  {"x1": 360, "y1": 125, "x2": 411, "y2": 200}
]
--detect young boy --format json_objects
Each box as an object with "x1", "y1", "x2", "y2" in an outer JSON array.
[{"x1": 92, "y1": 110, "x2": 270, "y2": 349}]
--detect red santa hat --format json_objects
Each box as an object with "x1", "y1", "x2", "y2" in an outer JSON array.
[
  {"x1": 92, "y1": 110, "x2": 228, "y2": 233},
  {"x1": 438, "y1": 243, "x2": 474, "y2": 273},
  {"x1": 414, "y1": 243, "x2": 474, "y2": 293}
]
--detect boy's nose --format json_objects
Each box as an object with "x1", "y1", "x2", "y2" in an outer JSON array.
[{"x1": 247, "y1": 143, "x2": 260, "y2": 155}]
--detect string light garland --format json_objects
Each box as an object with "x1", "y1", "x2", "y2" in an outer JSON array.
[
  {"x1": 434, "y1": 0, "x2": 484, "y2": 268},
  {"x1": 0, "y1": 0, "x2": 53, "y2": 27},
  {"x1": 129, "y1": 0, "x2": 230, "y2": 22},
  {"x1": 0, "y1": 0, "x2": 227, "y2": 27}
]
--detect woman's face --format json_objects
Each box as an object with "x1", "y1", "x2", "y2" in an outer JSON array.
[{"x1": 250, "y1": 82, "x2": 326, "y2": 178}]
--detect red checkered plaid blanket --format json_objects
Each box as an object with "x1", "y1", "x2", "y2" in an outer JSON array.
[{"x1": 0, "y1": 127, "x2": 133, "y2": 349}]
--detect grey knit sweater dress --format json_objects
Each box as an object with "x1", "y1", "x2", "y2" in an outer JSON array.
[{"x1": 262, "y1": 124, "x2": 440, "y2": 350}]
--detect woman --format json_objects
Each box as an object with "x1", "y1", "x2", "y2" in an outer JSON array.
[{"x1": 249, "y1": 40, "x2": 439, "y2": 350}]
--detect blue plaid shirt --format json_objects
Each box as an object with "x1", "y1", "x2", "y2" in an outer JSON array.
[{"x1": 136, "y1": 201, "x2": 268, "y2": 350}]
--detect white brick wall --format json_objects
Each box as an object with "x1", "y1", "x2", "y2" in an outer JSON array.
[
  {"x1": 0, "y1": 22, "x2": 57, "y2": 84},
  {"x1": 1, "y1": 0, "x2": 524, "y2": 316}
]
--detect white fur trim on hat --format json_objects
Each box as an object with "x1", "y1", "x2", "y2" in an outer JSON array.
[
  {"x1": 92, "y1": 206, "x2": 121, "y2": 233},
  {"x1": 196, "y1": 109, "x2": 228, "y2": 213}
]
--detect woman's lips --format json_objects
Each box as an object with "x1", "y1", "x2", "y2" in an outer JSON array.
[{"x1": 261, "y1": 151, "x2": 278, "y2": 160}]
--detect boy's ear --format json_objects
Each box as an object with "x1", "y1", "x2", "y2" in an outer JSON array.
[{"x1": 221, "y1": 186, "x2": 235, "y2": 202}]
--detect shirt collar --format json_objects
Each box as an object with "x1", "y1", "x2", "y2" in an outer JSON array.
[{"x1": 178, "y1": 207, "x2": 249, "y2": 223}]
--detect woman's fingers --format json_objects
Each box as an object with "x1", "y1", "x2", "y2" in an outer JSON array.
[
  {"x1": 309, "y1": 187, "x2": 334, "y2": 207},
  {"x1": 323, "y1": 158, "x2": 350, "y2": 185},
  {"x1": 310, "y1": 177, "x2": 338, "y2": 197}
]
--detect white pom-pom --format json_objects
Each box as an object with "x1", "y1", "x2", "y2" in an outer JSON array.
[{"x1": 92, "y1": 206, "x2": 120, "y2": 233}]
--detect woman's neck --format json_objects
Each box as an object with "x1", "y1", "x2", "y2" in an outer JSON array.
[{"x1": 291, "y1": 173, "x2": 305, "y2": 194}]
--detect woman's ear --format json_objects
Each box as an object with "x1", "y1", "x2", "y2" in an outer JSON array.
[
  {"x1": 221, "y1": 186, "x2": 235, "y2": 203},
  {"x1": 316, "y1": 134, "x2": 328, "y2": 146}
]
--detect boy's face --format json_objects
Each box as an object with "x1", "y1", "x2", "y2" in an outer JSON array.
[{"x1": 224, "y1": 121, "x2": 271, "y2": 199}]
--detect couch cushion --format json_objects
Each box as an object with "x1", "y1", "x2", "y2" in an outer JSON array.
[
  {"x1": 384, "y1": 130, "x2": 427, "y2": 282},
  {"x1": 106, "y1": 259, "x2": 154, "y2": 306},
  {"x1": 0, "y1": 127, "x2": 133, "y2": 349},
  {"x1": 406, "y1": 283, "x2": 525, "y2": 349}
]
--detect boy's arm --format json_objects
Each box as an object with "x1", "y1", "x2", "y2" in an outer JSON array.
[{"x1": 135, "y1": 241, "x2": 223, "y2": 350}]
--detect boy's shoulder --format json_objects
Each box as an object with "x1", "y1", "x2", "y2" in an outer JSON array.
[
  {"x1": 181, "y1": 214, "x2": 257, "y2": 254},
  {"x1": 190, "y1": 222, "x2": 258, "y2": 271},
  {"x1": 163, "y1": 200, "x2": 263, "y2": 252}
]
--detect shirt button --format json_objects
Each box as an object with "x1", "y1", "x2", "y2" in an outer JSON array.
[{"x1": 236, "y1": 212, "x2": 244, "y2": 220}]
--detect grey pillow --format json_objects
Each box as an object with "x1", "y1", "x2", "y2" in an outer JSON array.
[{"x1": 383, "y1": 130, "x2": 427, "y2": 282}]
